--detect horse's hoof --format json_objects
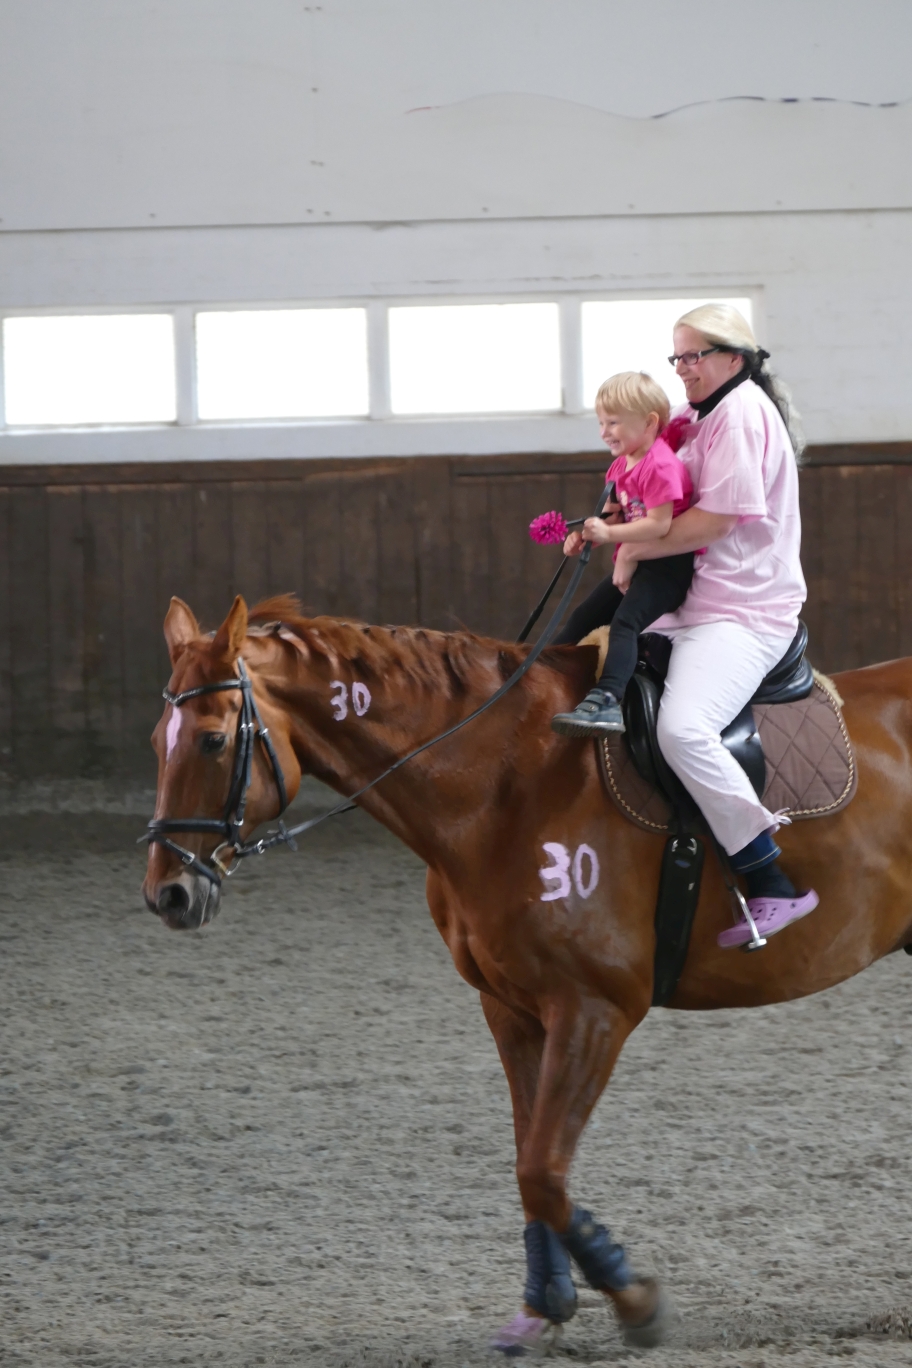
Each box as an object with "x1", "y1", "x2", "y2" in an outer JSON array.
[
  {"x1": 489, "y1": 1311, "x2": 562, "y2": 1358},
  {"x1": 616, "y1": 1278, "x2": 673, "y2": 1349}
]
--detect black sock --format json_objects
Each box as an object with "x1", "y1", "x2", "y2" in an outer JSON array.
[{"x1": 744, "y1": 861, "x2": 797, "y2": 900}]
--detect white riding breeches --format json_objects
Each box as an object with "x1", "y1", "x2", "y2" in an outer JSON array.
[{"x1": 654, "y1": 620, "x2": 797, "y2": 856}]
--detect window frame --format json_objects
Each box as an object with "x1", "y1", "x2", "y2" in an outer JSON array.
[{"x1": 0, "y1": 288, "x2": 762, "y2": 449}]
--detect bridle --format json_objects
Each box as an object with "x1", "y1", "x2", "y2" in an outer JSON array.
[
  {"x1": 145, "y1": 658, "x2": 292, "y2": 884},
  {"x1": 144, "y1": 484, "x2": 613, "y2": 887}
]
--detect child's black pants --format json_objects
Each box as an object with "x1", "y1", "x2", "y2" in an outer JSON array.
[{"x1": 553, "y1": 553, "x2": 695, "y2": 699}]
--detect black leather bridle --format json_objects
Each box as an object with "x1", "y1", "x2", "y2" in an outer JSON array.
[
  {"x1": 145, "y1": 658, "x2": 292, "y2": 884},
  {"x1": 144, "y1": 485, "x2": 613, "y2": 887}
]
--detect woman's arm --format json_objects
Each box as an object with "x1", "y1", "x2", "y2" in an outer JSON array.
[
  {"x1": 622, "y1": 506, "x2": 738, "y2": 559},
  {"x1": 582, "y1": 503, "x2": 673, "y2": 545}
]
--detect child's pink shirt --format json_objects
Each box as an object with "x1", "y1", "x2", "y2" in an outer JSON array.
[{"x1": 606, "y1": 434, "x2": 693, "y2": 525}]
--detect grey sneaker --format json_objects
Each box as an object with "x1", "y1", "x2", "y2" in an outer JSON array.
[{"x1": 551, "y1": 688, "x2": 625, "y2": 737}]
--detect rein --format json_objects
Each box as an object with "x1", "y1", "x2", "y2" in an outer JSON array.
[{"x1": 145, "y1": 484, "x2": 611, "y2": 886}]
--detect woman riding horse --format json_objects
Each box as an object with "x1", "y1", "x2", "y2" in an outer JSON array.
[{"x1": 558, "y1": 303, "x2": 819, "y2": 948}]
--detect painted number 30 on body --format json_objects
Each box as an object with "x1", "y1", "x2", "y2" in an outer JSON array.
[
  {"x1": 330, "y1": 680, "x2": 372, "y2": 721},
  {"x1": 539, "y1": 842, "x2": 600, "y2": 902}
]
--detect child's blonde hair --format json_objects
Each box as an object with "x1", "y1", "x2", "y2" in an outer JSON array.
[{"x1": 595, "y1": 371, "x2": 670, "y2": 431}]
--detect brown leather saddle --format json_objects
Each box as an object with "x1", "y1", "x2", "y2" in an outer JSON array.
[{"x1": 625, "y1": 620, "x2": 814, "y2": 810}]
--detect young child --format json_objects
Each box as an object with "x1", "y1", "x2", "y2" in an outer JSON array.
[{"x1": 551, "y1": 371, "x2": 695, "y2": 736}]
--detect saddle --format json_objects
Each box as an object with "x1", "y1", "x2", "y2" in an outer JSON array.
[{"x1": 593, "y1": 622, "x2": 856, "y2": 1004}]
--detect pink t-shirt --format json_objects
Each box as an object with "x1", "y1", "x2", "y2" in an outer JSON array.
[
  {"x1": 606, "y1": 434, "x2": 693, "y2": 525},
  {"x1": 649, "y1": 382, "x2": 806, "y2": 637}
]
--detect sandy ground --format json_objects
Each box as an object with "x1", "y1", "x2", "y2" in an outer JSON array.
[{"x1": 2, "y1": 781, "x2": 912, "y2": 1368}]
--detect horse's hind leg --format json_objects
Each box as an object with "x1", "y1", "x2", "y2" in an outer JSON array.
[{"x1": 515, "y1": 996, "x2": 668, "y2": 1349}]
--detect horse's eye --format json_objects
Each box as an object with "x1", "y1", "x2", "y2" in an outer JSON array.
[{"x1": 200, "y1": 733, "x2": 228, "y2": 755}]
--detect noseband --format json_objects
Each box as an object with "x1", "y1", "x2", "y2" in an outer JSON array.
[{"x1": 145, "y1": 658, "x2": 292, "y2": 884}]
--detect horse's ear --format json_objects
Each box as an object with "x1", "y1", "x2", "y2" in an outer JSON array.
[
  {"x1": 163, "y1": 597, "x2": 201, "y2": 665},
  {"x1": 212, "y1": 595, "x2": 249, "y2": 662}
]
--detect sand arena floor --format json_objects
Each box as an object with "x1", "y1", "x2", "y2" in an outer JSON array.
[{"x1": 1, "y1": 779, "x2": 912, "y2": 1368}]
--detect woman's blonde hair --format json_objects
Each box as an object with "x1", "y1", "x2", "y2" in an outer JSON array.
[
  {"x1": 675, "y1": 302, "x2": 805, "y2": 458},
  {"x1": 595, "y1": 371, "x2": 670, "y2": 431}
]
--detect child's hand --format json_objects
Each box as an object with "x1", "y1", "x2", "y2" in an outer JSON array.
[
  {"x1": 613, "y1": 546, "x2": 636, "y2": 592},
  {"x1": 563, "y1": 530, "x2": 585, "y2": 557},
  {"x1": 582, "y1": 516, "x2": 614, "y2": 546}
]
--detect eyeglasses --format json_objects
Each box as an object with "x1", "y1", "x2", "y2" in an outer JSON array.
[{"x1": 667, "y1": 347, "x2": 722, "y2": 368}]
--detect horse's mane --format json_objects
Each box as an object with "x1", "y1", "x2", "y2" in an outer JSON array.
[{"x1": 244, "y1": 595, "x2": 591, "y2": 695}]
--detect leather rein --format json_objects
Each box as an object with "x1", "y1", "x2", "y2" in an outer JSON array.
[{"x1": 144, "y1": 485, "x2": 611, "y2": 887}]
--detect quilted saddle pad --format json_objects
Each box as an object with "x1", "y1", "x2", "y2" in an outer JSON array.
[{"x1": 598, "y1": 675, "x2": 857, "y2": 834}]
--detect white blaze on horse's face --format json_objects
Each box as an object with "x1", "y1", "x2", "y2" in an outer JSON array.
[{"x1": 165, "y1": 706, "x2": 183, "y2": 760}]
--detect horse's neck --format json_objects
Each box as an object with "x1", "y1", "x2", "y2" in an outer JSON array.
[{"x1": 280, "y1": 626, "x2": 534, "y2": 864}]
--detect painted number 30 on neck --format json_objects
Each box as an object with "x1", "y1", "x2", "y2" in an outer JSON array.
[
  {"x1": 539, "y1": 842, "x2": 600, "y2": 901},
  {"x1": 330, "y1": 680, "x2": 371, "y2": 721}
]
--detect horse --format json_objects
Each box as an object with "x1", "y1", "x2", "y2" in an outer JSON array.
[{"x1": 143, "y1": 591, "x2": 912, "y2": 1353}]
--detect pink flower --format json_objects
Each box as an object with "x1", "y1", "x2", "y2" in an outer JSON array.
[{"x1": 529, "y1": 510, "x2": 568, "y2": 545}]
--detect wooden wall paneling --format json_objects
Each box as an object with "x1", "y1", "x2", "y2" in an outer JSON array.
[
  {"x1": 265, "y1": 480, "x2": 307, "y2": 607},
  {"x1": 449, "y1": 470, "x2": 491, "y2": 636},
  {"x1": 485, "y1": 473, "x2": 536, "y2": 642},
  {"x1": 338, "y1": 465, "x2": 381, "y2": 624},
  {"x1": 797, "y1": 467, "x2": 825, "y2": 670},
  {"x1": 299, "y1": 469, "x2": 342, "y2": 618},
  {"x1": 851, "y1": 465, "x2": 897, "y2": 667},
  {"x1": 376, "y1": 467, "x2": 420, "y2": 626},
  {"x1": 9, "y1": 486, "x2": 50, "y2": 771},
  {"x1": 121, "y1": 485, "x2": 165, "y2": 778},
  {"x1": 155, "y1": 482, "x2": 196, "y2": 619},
  {"x1": 230, "y1": 482, "x2": 273, "y2": 610},
  {"x1": 191, "y1": 483, "x2": 233, "y2": 630},
  {"x1": 812, "y1": 467, "x2": 855, "y2": 672},
  {"x1": 0, "y1": 491, "x2": 11, "y2": 776},
  {"x1": 47, "y1": 487, "x2": 86, "y2": 771},
  {"x1": 892, "y1": 465, "x2": 912, "y2": 660},
  {"x1": 82, "y1": 485, "x2": 125, "y2": 763},
  {"x1": 411, "y1": 458, "x2": 452, "y2": 632}
]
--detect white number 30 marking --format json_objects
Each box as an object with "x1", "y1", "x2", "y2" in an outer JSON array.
[
  {"x1": 330, "y1": 680, "x2": 372, "y2": 722},
  {"x1": 539, "y1": 842, "x2": 600, "y2": 902}
]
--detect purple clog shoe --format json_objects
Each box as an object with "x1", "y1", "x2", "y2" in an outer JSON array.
[{"x1": 717, "y1": 890, "x2": 819, "y2": 949}]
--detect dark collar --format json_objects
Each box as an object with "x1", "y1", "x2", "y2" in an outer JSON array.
[{"x1": 692, "y1": 363, "x2": 751, "y2": 419}]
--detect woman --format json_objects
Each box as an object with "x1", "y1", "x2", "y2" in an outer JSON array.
[{"x1": 614, "y1": 303, "x2": 818, "y2": 947}]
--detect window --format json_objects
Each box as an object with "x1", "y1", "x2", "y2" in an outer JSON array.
[
  {"x1": 388, "y1": 303, "x2": 561, "y2": 415},
  {"x1": 3, "y1": 314, "x2": 176, "y2": 426},
  {"x1": 195, "y1": 308, "x2": 369, "y2": 420},
  {"x1": 581, "y1": 297, "x2": 754, "y2": 409}
]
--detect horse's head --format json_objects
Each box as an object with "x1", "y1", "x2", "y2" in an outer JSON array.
[{"x1": 142, "y1": 594, "x2": 301, "y2": 930}]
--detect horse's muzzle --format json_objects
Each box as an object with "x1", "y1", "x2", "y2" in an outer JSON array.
[{"x1": 144, "y1": 871, "x2": 221, "y2": 930}]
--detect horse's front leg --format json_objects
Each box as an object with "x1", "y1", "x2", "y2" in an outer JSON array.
[
  {"x1": 509, "y1": 996, "x2": 668, "y2": 1352},
  {"x1": 481, "y1": 994, "x2": 579, "y2": 1358}
]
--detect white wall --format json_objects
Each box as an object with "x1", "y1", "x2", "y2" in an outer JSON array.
[{"x1": 1, "y1": 0, "x2": 910, "y2": 460}]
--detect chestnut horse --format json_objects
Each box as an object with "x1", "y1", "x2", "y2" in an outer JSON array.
[{"x1": 143, "y1": 592, "x2": 912, "y2": 1350}]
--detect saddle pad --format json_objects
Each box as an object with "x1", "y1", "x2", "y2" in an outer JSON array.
[{"x1": 598, "y1": 676, "x2": 857, "y2": 834}]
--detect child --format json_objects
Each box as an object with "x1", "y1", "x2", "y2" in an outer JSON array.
[{"x1": 551, "y1": 371, "x2": 694, "y2": 736}]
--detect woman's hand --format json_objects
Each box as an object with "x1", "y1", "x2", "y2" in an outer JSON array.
[{"x1": 563, "y1": 529, "x2": 585, "y2": 557}]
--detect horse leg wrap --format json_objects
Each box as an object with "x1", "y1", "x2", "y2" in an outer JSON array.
[
  {"x1": 523, "y1": 1220, "x2": 578, "y2": 1323},
  {"x1": 559, "y1": 1206, "x2": 633, "y2": 1291}
]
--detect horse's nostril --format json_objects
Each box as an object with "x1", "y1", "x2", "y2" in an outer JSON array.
[{"x1": 157, "y1": 883, "x2": 191, "y2": 917}]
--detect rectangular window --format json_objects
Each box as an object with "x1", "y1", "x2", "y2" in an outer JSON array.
[
  {"x1": 195, "y1": 308, "x2": 369, "y2": 420},
  {"x1": 581, "y1": 297, "x2": 754, "y2": 410},
  {"x1": 3, "y1": 314, "x2": 176, "y2": 426},
  {"x1": 388, "y1": 303, "x2": 561, "y2": 415}
]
